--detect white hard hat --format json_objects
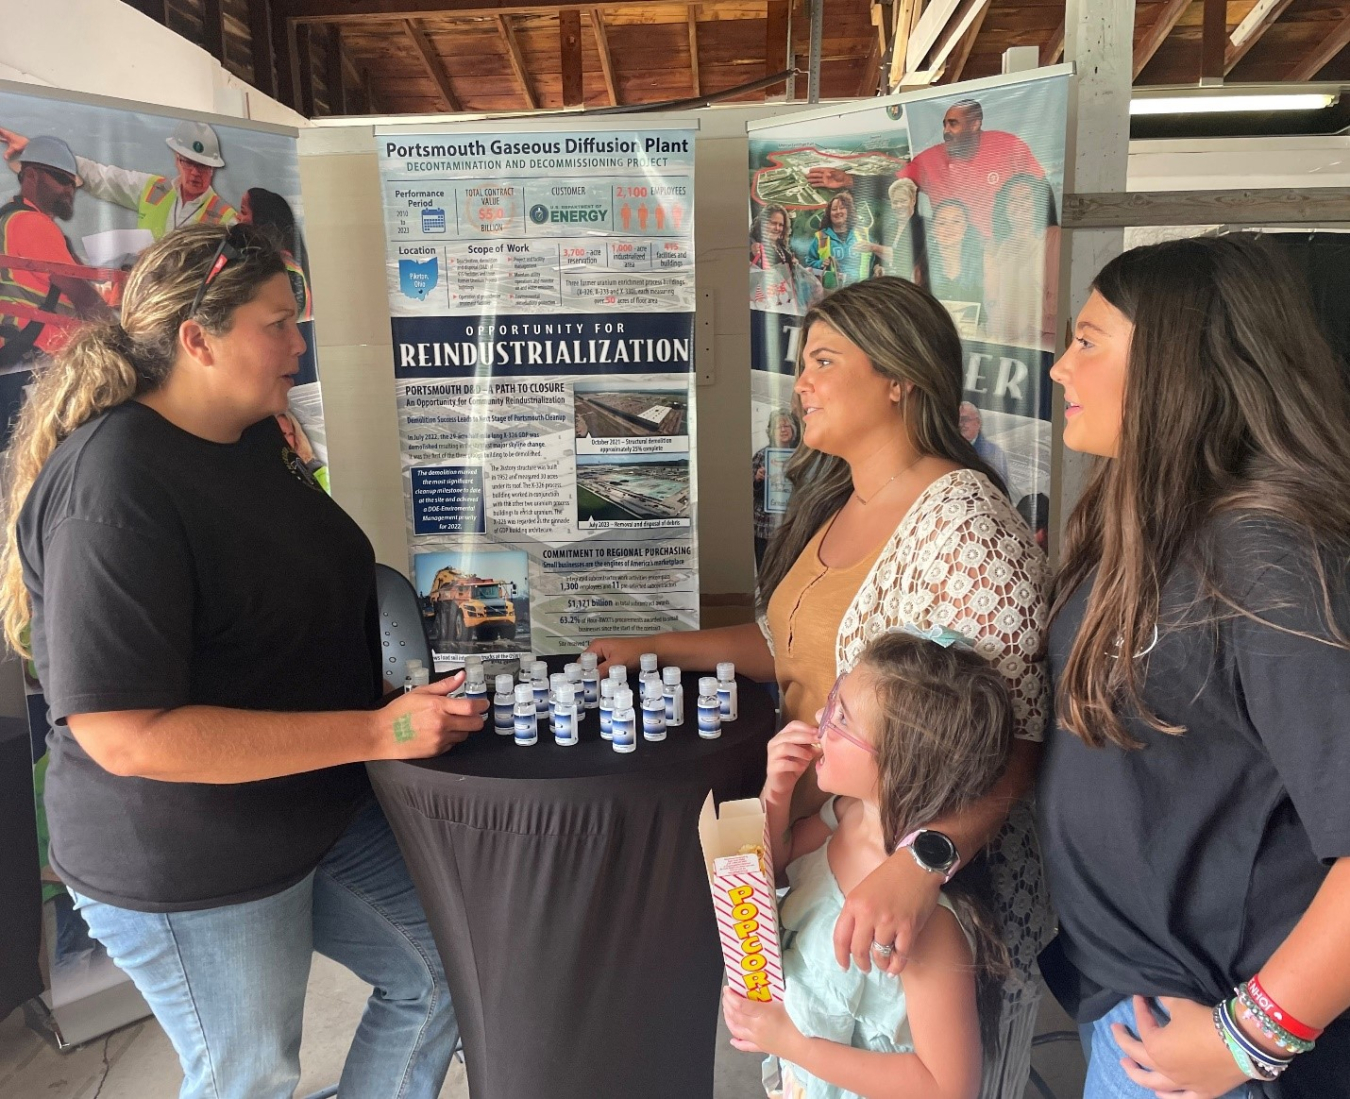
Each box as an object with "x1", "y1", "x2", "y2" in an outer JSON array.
[
  {"x1": 18, "y1": 135, "x2": 83, "y2": 186},
  {"x1": 165, "y1": 120, "x2": 224, "y2": 168}
]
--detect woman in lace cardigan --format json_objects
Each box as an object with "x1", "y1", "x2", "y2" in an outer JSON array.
[{"x1": 588, "y1": 277, "x2": 1051, "y2": 1097}]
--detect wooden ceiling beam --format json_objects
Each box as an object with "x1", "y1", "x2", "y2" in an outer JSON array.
[
  {"x1": 1133, "y1": 0, "x2": 1189, "y2": 79},
  {"x1": 282, "y1": 0, "x2": 673, "y2": 25},
  {"x1": 202, "y1": 0, "x2": 227, "y2": 62},
  {"x1": 1041, "y1": 18, "x2": 1064, "y2": 65},
  {"x1": 363, "y1": 67, "x2": 383, "y2": 113},
  {"x1": 326, "y1": 25, "x2": 349, "y2": 114},
  {"x1": 404, "y1": 18, "x2": 463, "y2": 111},
  {"x1": 496, "y1": 14, "x2": 539, "y2": 110},
  {"x1": 560, "y1": 8, "x2": 584, "y2": 107},
  {"x1": 764, "y1": 0, "x2": 790, "y2": 96},
  {"x1": 126, "y1": 0, "x2": 167, "y2": 23},
  {"x1": 1225, "y1": 0, "x2": 1295, "y2": 72},
  {"x1": 915, "y1": 0, "x2": 991, "y2": 76},
  {"x1": 888, "y1": 0, "x2": 922, "y2": 89},
  {"x1": 1201, "y1": 0, "x2": 1225, "y2": 80},
  {"x1": 688, "y1": 5, "x2": 701, "y2": 97},
  {"x1": 296, "y1": 23, "x2": 317, "y2": 116},
  {"x1": 247, "y1": 0, "x2": 278, "y2": 98},
  {"x1": 1287, "y1": 11, "x2": 1350, "y2": 80},
  {"x1": 857, "y1": 35, "x2": 882, "y2": 96},
  {"x1": 945, "y1": 0, "x2": 990, "y2": 82},
  {"x1": 590, "y1": 9, "x2": 619, "y2": 105},
  {"x1": 271, "y1": 2, "x2": 301, "y2": 110}
]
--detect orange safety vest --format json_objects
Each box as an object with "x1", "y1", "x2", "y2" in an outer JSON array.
[{"x1": 0, "y1": 199, "x2": 70, "y2": 367}]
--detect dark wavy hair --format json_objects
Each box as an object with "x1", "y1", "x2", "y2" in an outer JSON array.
[{"x1": 1053, "y1": 234, "x2": 1350, "y2": 749}]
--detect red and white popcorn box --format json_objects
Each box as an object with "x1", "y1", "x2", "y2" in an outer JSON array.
[{"x1": 697, "y1": 793, "x2": 785, "y2": 1002}]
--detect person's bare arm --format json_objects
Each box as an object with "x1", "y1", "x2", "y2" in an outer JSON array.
[
  {"x1": 584, "y1": 621, "x2": 774, "y2": 681},
  {"x1": 67, "y1": 673, "x2": 487, "y2": 784},
  {"x1": 834, "y1": 738, "x2": 1039, "y2": 974}
]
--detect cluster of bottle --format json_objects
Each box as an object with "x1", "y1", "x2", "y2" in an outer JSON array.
[{"x1": 481, "y1": 652, "x2": 740, "y2": 752}]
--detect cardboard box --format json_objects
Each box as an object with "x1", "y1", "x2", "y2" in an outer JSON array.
[{"x1": 698, "y1": 793, "x2": 785, "y2": 1002}]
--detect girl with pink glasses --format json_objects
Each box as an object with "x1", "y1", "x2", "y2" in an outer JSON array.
[{"x1": 723, "y1": 629, "x2": 1013, "y2": 1099}]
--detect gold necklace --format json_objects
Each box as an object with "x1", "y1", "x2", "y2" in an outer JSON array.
[{"x1": 853, "y1": 455, "x2": 923, "y2": 505}]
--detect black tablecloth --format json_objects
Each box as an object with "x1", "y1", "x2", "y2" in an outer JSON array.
[
  {"x1": 368, "y1": 662, "x2": 775, "y2": 1099},
  {"x1": 0, "y1": 714, "x2": 42, "y2": 1019}
]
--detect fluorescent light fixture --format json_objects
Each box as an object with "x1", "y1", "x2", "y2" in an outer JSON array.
[{"x1": 1130, "y1": 93, "x2": 1337, "y2": 116}]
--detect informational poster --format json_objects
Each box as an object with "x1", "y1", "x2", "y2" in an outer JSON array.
[
  {"x1": 748, "y1": 70, "x2": 1070, "y2": 561},
  {"x1": 0, "y1": 80, "x2": 325, "y2": 1045},
  {"x1": 376, "y1": 125, "x2": 699, "y2": 665}
]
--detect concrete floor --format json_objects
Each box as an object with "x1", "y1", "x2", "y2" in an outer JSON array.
[{"x1": 0, "y1": 958, "x2": 1086, "y2": 1099}]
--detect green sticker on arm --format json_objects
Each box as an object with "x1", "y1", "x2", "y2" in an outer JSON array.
[{"x1": 393, "y1": 714, "x2": 415, "y2": 743}]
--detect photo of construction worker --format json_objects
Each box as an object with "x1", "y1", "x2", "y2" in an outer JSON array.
[
  {"x1": 0, "y1": 119, "x2": 236, "y2": 241},
  {"x1": 240, "y1": 187, "x2": 312, "y2": 321},
  {"x1": 0, "y1": 135, "x2": 115, "y2": 442}
]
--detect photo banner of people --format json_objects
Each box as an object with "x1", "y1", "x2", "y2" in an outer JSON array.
[
  {"x1": 748, "y1": 70, "x2": 1069, "y2": 562},
  {"x1": 0, "y1": 80, "x2": 325, "y2": 1043},
  {"x1": 375, "y1": 125, "x2": 699, "y2": 666}
]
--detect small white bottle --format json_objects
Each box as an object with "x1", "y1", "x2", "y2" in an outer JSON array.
[
  {"x1": 580, "y1": 652, "x2": 600, "y2": 710},
  {"x1": 513, "y1": 683, "x2": 538, "y2": 746},
  {"x1": 639, "y1": 652, "x2": 660, "y2": 687},
  {"x1": 403, "y1": 659, "x2": 425, "y2": 693},
  {"x1": 531, "y1": 660, "x2": 550, "y2": 715},
  {"x1": 611, "y1": 687, "x2": 636, "y2": 753},
  {"x1": 493, "y1": 673, "x2": 516, "y2": 735},
  {"x1": 609, "y1": 663, "x2": 628, "y2": 689},
  {"x1": 407, "y1": 665, "x2": 430, "y2": 693},
  {"x1": 599, "y1": 678, "x2": 617, "y2": 740},
  {"x1": 565, "y1": 661, "x2": 582, "y2": 687},
  {"x1": 641, "y1": 679, "x2": 667, "y2": 742},
  {"x1": 549, "y1": 672, "x2": 567, "y2": 736},
  {"x1": 716, "y1": 661, "x2": 739, "y2": 721},
  {"x1": 697, "y1": 677, "x2": 722, "y2": 739},
  {"x1": 553, "y1": 683, "x2": 578, "y2": 746},
  {"x1": 466, "y1": 665, "x2": 488, "y2": 707},
  {"x1": 662, "y1": 665, "x2": 684, "y2": 726}
]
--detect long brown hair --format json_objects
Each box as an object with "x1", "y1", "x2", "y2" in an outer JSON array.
[
  {"x1": 0, "y1": 224, "x2": 286, "y2": 656},
  {"x1": 855, "y1": 630, "x2": 1013, "y2": 1050},
  {"x1": 757, "y1": 277, "x2": 1005, "y2": 612},
  {"x1": 1054, "y1": 234, "x2": 1350, "y2": 749}
]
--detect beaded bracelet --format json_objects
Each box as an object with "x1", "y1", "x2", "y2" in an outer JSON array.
[
  {"x1": 1246, "y1": 975, "x2": 1324, "y2": 1042},
  {"x1": 1217, "y1": 998, "x2": 1293, "y2": 1080},
  {"x1": 1236, "y1": 986, "x2": 1317, "y2": 1055}
]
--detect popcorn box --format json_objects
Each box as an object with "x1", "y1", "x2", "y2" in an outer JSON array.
[{"x1": 697, "y1": 793, "x2": 785, "y2": 1002}]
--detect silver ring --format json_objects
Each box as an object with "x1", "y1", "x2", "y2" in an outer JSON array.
[{"x1": 871, "y1": 940, "x2": 895, "y2": 957}]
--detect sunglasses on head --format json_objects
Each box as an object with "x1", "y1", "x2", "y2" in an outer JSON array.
[
  {"x1": 188, "y1": 227, "x2": 247, "y2": 317},
  {"x1": 819, "y1": 675, "x2": 877, "y2": 756}
]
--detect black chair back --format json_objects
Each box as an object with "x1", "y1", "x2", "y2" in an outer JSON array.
[{"x1": 375, "y1": 563, "x2": 433, "y2": 690}]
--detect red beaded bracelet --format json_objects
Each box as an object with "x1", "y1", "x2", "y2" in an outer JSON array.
[{"x1": 1247, "y1": 976, "x2": 1324, "y2": 1042}]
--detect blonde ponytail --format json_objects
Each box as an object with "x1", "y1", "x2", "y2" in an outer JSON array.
[{"x1": 0, "y1": 223, "x2": 286, "y2": 657}]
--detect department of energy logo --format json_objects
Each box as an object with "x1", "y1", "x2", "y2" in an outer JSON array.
[{"x1": 527, "y1": 203, "x2": 608, "y2": 225}]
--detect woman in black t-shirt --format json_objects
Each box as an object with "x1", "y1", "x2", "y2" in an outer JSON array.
[
  {"x1": 0, "y1": 225, "x2": 487, "y2": 1099},
  {"x1": 1039, "y1": 235, "x2": 1350, "y2": 1098}
]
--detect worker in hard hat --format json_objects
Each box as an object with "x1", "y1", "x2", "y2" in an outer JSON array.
[
  {"x1": 0, "y1": 135, "x2": 113, "y2": 438},
  {"x1": 0, "y1": 120, "x2": 237, "y2": 240}
]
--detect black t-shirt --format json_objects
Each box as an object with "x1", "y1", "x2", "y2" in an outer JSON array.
[
  {"x1": 19, "y1": 401, "x2": 382, "y2": 912},
  {"x1": 1038, "y1": 517, "x2": 1350, "y2": 1094}
]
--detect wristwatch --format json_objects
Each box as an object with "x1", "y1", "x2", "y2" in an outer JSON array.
[{"x1": 899, "y1": 829, "x2": 961, "y2": 883}]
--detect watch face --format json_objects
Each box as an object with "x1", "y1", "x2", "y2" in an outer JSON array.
[{"x1": 912, "y1": 830, "x2": 957, "y2": 870}]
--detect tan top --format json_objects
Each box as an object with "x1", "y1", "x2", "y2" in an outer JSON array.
[{"x1": 765, "y1": 521, "x2": 884, "y2": 726}]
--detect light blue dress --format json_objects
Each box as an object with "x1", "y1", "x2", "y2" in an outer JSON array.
[{"x1": 763, "y1": 798, "x2": 970, "y2": 1099}]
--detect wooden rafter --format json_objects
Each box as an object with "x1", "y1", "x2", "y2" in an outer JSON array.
[
  {"x1": 888, "y1": 0, "x2": 922, "y2": 88},
  {"x1": 326, "y1": 25, "x2": 349, "y2": 114},
  {"x1": 590, "y1": 9, "x2": 619, "y2": 105},
  {"x1": 296, "y1": 23, "x2": 317, "y2": 116},
  {"x1": 287, "y1": 0, "x2": 678, "y2": 24},
  {"x1": 1041, "y1": 18, "x2": 1064, "y2": 65},
  {"x1": 946, "y1": 0, "x2": 991, "y2": 82},
  {"x1": 496, "y1": 14, "x2": 539, "y2": 110},
  {"x1": 1133, "y1": 0, "x2": 1189, "y2": 79},
  {"x1": 560, "y1": 8, "x2": 584, "y2": 107},
  {"x1": 1225, "y1": 0, "x2": 1295, "y2": 72},
  {"x1": 202, "y1": 0, "x2": 226, "y2": 61},
  {"x1": 248, "y1": 0, "x2": 278, "y2": 98},
  {"x1": 1201, "y1": 0, "x2": 1225, "y2": 80},
  {"x1": 764, "y1": 0, "x2": 790, "y2": 96},
  {"x1": 1287, "y1": 10, "x2": 1350, "y2": 80},
  {"x1": 127, "y1": 0, "x2": 167, "y2": 22},
  {"x1": 914, "y1": 0, "x2": 992, "y2": 77},
  {"x1": 363, "y1": 67, "x2": 382, "y2": 113},
  {"x1": 271, "y1": 1, "x2": 300, "y2": 110},
  {"x1": 688, "y1": 6, "x2": 701, "y2": 97},
  {"x1": 857, "y1": 35, "x2": 881, "y2": 95},
  {"x1": 404, "y1": 19, "x2": 463, "y2": 111}
]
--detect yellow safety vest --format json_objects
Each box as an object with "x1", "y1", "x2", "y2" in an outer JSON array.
[
  {"x1": 283, "y1": 251, "x2": 313, "y2": 321},
  {"x1": 137, "y1": 177, "x2": 237, "y2": 239}
]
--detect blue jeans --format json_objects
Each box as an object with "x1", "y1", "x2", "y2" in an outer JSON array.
[
  {"x1": 72, "y1": 800, "x2": 456, "y2": 1099},
  {"x1": 1082, "y1": 997, "x2": 1252, "y2": 1099}
]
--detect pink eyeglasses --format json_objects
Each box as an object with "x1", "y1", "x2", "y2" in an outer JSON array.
[{"x1": 819, "y1": 675, "x2": 877, "y2": 756}]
